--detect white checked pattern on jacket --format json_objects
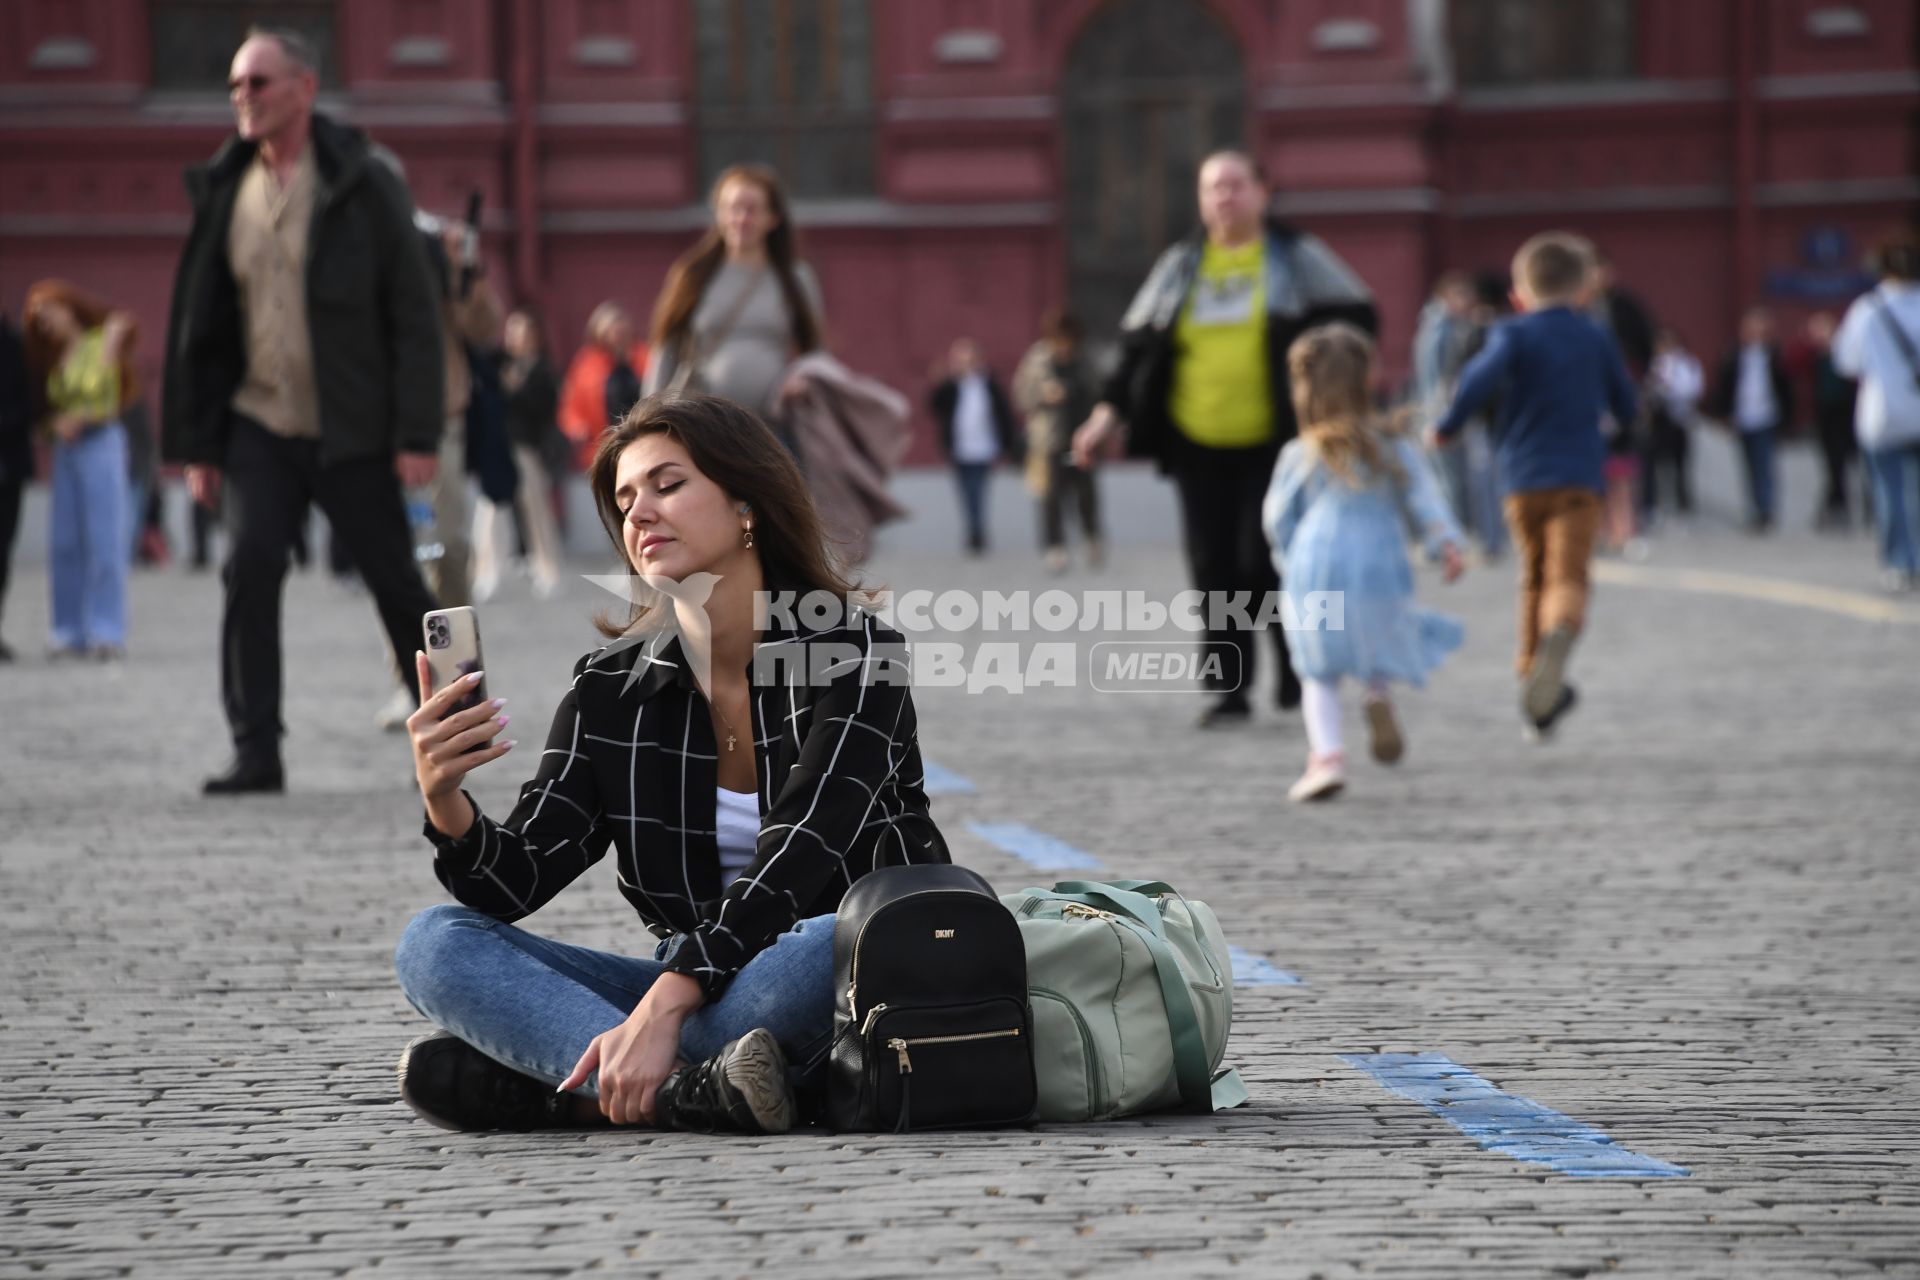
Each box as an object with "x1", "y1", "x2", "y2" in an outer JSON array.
[{"x1": 423, "y1": 609, "x2": 949, "y2": 999}]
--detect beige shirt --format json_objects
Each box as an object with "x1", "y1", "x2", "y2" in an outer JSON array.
[
  {"x1": 228, "y1": 146, "x2": 322, "y2": 439},
  {"x1": 442, "y1": 276, "x2": 503, "y2": 423}
]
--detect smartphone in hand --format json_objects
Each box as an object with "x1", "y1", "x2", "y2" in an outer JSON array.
[{"x1": 423, "y1": 607, "x2": 488, "y2": 732}]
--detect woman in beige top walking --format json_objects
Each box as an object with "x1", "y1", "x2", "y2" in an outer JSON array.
[{"x1": 645, "y1": 165, "x2": 825, "y2": 447}]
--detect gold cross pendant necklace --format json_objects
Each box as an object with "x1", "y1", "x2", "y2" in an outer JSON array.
[{"x1": 713, "y1": 702, "x2": 740, "y2": 753}]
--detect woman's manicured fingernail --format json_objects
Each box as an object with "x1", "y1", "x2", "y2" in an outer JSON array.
[
  {"x1": 496, "y1": 715, "x2": 510, "y2": 728},
  {"x1": 503, "y1": 740, "x2": 517, "y2": 750},
  {"x1": 466, "y1": 670, "x2": 484, "y2": 683},
  {"x1": 489, "y1": 698, "x2": 506, "y2": 710}
]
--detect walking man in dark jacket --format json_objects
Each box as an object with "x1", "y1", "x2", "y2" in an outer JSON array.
[
  {"x1": 163, "y1": 26, "x2": 445, "y2": 794},
  {"x1": 1706, "y1": 306, "x2": 1795, "y2": 532},
  {"x1": 929, "y1": 338, "x2": 1017, "y2": 555},
  {"x1": 1073, "y1": 149, "x2": 1377, "y2": 727}
]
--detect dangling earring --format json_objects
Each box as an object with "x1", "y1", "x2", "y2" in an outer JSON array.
[{"x1": 742, "y1": 524, "x2": 755, "y2": 550}]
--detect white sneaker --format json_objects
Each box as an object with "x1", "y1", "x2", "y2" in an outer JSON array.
[
  {"x1": 472, "y1": 570, "x2": 500, "y2": 603},
  {"x1": 375, "y1": 684, "x2": 416, "y2": 732},
  {"x1": 1287, "y1": 753, "x2": 1346, "y2": 803}
]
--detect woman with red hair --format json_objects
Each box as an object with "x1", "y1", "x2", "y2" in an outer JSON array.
[{"x1": 23, "y1": 280, "x2": 139, "y2": 659}]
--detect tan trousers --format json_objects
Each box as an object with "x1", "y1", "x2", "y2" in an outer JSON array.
[{"x1": 1503, "y1": 487, "x2": 1602, "y2": 677}]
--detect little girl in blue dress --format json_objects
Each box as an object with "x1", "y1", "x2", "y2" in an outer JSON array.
[{"x1": 1263, "y1": 323, "x2": 1465, "y2": 801}]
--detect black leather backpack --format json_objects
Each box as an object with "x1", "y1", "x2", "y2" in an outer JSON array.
[{"x1": 829, "y1": 864, "x2": 1036, "y2": 1132}]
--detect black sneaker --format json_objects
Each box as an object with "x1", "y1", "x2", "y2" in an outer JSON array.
[
  {"x1": 1195, "y1": 694, "x2": 1252, "y2": 730},
  {"x1": 202, "y1": 756, "x2": 285, "y2": 795},
  {"x1": 654, "y1": 1028, "x2": 795, "y2": 1134},
  {"x1": 1525, "y1": 683, "x2": 1579, "y2": 742},
  {"x1": 396, "y1": 1030, "x2": 576, "y2": 1132}
]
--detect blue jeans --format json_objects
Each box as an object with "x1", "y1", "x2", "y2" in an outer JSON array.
[
  {"x1": 1738, "y1": 428, "x2": 1777, "y2": 525},
  {"x1": 1432, "y1": 432, "x2": 1506, "y2": 555},
  {"x1": 1864, "y1": 442, "x2": 1920, "y2": 574},
  {"x1": 48, "y1": 422, "x2": 128, "y2": 650},
  {"x1": 393, "y1": 905, "x2": 838, "y2": 1096},
  {"x1": 953, "y1": 462, "x2": 991, "y2": 550}
]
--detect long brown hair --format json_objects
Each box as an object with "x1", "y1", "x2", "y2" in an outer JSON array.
[
  {"x1": 648, "y1": 165, "x2": 821, "y2": 357},
  {"x1": 587, "y1": 393, "x2": 863, "y2": 638},
  {"x1": 1287, "y1": 322, "x2": 1401, "y2": 488},
  {"x1": 22, "y1": 279, "x2": 142, "y2": 411}
]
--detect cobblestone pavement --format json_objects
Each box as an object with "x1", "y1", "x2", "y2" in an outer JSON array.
[{"x1": 4, "y1": 473, "x2": 1918, "y2": 1279}]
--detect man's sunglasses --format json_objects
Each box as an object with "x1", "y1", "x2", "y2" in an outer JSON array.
[{"x1": 227, "y1": 73, "x2": 282, "y2": 94}]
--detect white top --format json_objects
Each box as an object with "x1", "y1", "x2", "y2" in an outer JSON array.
[
  {"x1": 951, "y1": 373, "x2": 1001, "y2": 463},
  {"x1": 1651, "y1": 349, "x2": 1703, "y2": 418},
  {"x1": 1733, "y1": 344, "x2": 1777, "y2": 432},
  {"x1": 715, "y1": 786, "x2": 759, "y2": 886},
  {"x1": 1834, "y1": 282, "x2": 1920, "y2": 451}
]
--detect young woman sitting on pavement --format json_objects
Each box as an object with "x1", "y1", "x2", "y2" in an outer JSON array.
[{"x1": 393, "y1": 393, "x2": 948, "y2": 1133}]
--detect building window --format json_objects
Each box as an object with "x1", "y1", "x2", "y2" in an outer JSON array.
[
  {"x1": 1450, "y1": 0, "x2": 1635, "y2": 88},
  {"x1": 149, "y1": 2, "x2": 339, "y2": 92},
  {"x1": 695, "y1": 0, "x2": 875, "y2": 199}
]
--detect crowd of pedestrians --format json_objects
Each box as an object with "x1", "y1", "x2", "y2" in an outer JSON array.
[{"x1": 0, "y1": 38, "x2": 1913, "y2": 794}]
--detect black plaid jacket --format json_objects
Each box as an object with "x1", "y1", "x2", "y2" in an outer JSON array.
[{"x1": 424, "y1": 609, "x2": 950, "y2": 999}]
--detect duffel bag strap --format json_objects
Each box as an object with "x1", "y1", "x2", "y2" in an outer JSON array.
[{"x1": 1127, "y1": 918, "x2": 1217, "y2": 1112}]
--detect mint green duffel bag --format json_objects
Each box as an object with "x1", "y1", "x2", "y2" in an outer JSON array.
[{"x1": 1000, "y1": 879, "x2": 1249, "y2": 1122}]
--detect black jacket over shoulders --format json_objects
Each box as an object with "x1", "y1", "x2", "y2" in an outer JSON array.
[
  {"x1": 928, "y1": 374, "x2": 1017, "y2": 462},
  {"x1": 162, "y1": 113, "x2": 445, "y2": 468},
  {"x1": 1708, "y1": 344, "x2": 1796, "y2": 432},
  {"x1": 424, "y1": 608, "x2": 950, "y2": 1000},
  {"x1": 1101, "y1": 216, "x2": 1378, "y2": 469}
]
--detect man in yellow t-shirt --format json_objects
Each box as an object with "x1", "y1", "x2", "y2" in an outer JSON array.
[
  {"x1": 1169, "y1": 237, "x2": 1273, "y2": 449},
  {"x1": 1075, "y1": 151, "x2": 1377, "y2": 727}
]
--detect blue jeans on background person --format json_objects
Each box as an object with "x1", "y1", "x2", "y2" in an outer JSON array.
[
  {"x1": 394, "y1": 905, "x2": 838, "y2": 1097},
  {"x1": 953, "y1": 461, "x2": 991, "y2": 552},
  {"x1": 126, "y1": 478, "x2": 148, "y2": 567},
  {"x1": 1431, "y1": 433, "x2": 1506, "y2": 557},
  {"x1": 1737, "y1": 427, "x2": 1777, "y2": 527},
  {"x1": 48, "y1": 421, "x2": 129, "y2": 651},
  {"x1": 1864, "y1": 442, "x2": 1920, "y2": 575}
]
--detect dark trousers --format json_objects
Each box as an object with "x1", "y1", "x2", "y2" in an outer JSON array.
[
  {"x1": 220, "y1": 417, "x2": 436, "y2": 761},
  {"x1": 1737, "y1": 427, "x2": 1778, "y2": 526},
  {"x1": 0, "y1": 472, "x2": 22, "y2": 632},
  {"x1": 191, "y1": 494, "x2": 219, "y2": 567},
  {"x1": 953, "y1": 462, "x2": 991, "y2": 551},
  {"x1": 1639, "y1": 406, "x2": 1692, "y2": 514},
  {"x1": 1039, "y1": 455, "x2": 1101, "y2": 549},
  {"x1": 1167, "y1": 433, "x2": 1297, "y2": 706},
  {"x1": 1816, "y1": 410, "x2": 1857, "y2": 523}
]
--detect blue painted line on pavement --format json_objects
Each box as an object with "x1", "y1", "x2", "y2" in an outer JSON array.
[
  {"x1": 1229, "y1": 946, "x2": 1304, "y2": 987},
  {"x1": 1339, "y1": 1052, "x2": 1690, "y2": 1178},
  {"x1": 964, "y1": 822, "x2": 1107, "y2": 872},
  {"x1": 921, "y1": 760, "x2": 977, "y2": 795}
]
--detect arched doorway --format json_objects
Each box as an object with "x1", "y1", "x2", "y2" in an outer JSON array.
[{"x1": 1060, "y1": 0, "x2": 1248, "y2": 339}]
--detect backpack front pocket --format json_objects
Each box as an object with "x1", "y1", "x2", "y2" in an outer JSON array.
[{"x1": 865, "y1": 997, "x2": 1034, "y2": 1132}]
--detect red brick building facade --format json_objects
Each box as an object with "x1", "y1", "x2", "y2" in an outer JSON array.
[{"x1": 2, "y1": 1, "x2": 1914, "y2": 461}]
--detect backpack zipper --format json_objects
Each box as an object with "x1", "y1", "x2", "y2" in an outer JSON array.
[{"x1": 884, "y1": 1026, "x2": 1022, "y2": 1073}]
